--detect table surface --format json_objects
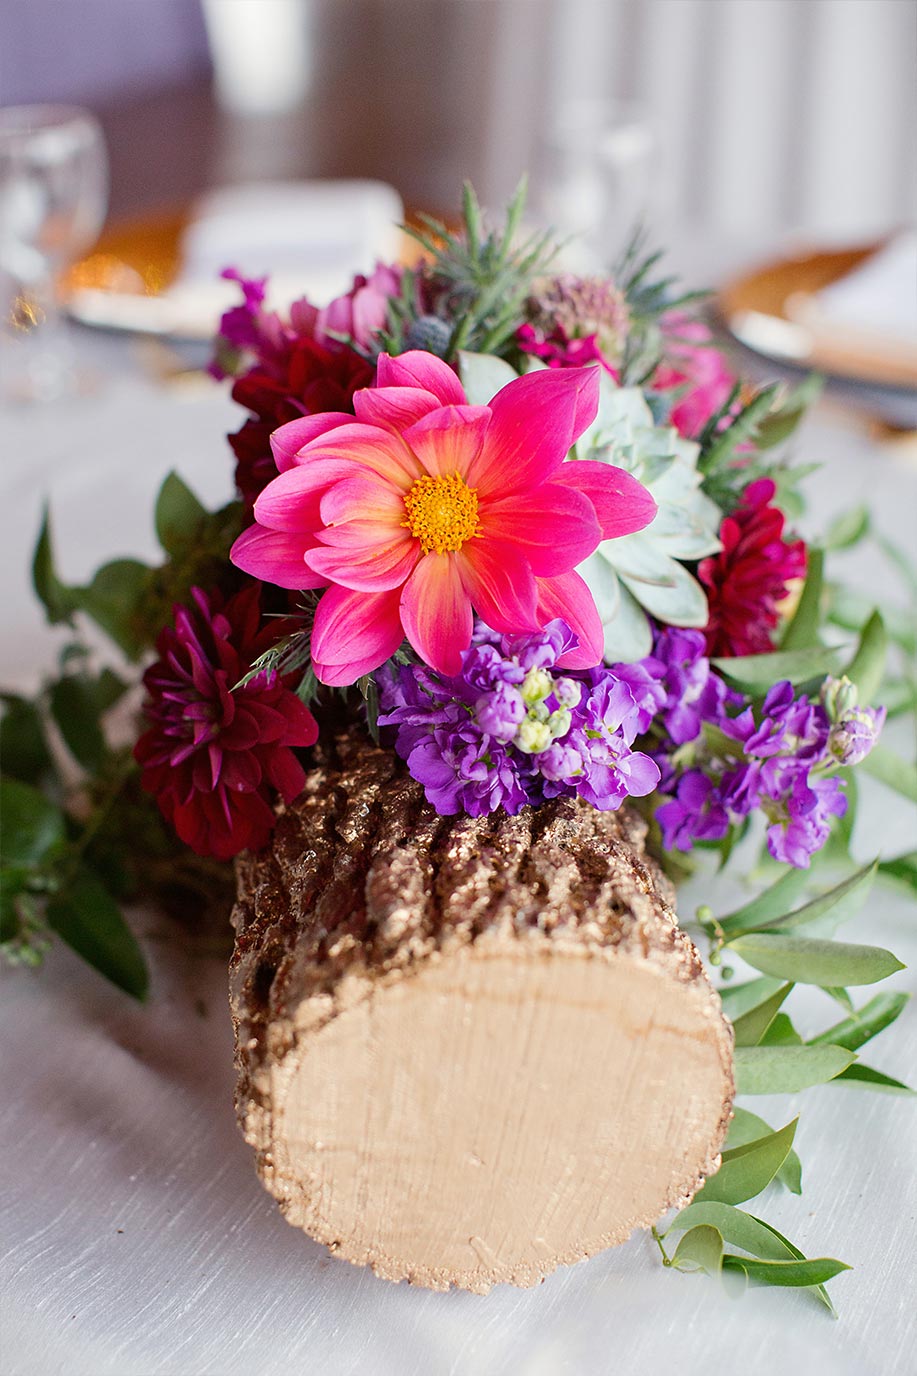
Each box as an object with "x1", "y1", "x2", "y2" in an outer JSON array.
[{"x1": 1, "y1": 323, "x2": 916, "y2": 1376}]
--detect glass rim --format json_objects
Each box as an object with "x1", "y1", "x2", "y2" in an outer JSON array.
[{"x1": 0, "y1": 104, "x2": 103, "y2": 142}]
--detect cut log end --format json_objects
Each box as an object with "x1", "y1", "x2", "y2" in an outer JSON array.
[{"x1": 231, "y1": 735, "x2": 734, "y2": 1293}]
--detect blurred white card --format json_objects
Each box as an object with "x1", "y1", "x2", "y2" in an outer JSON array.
[{"x1": 69, "y1": 179, "x2": 404, "y2": 340}]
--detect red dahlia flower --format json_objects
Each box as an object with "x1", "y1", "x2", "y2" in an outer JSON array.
[
  {"x1": 134, "y1": 584, "x2": 318, "y2": 860},
  {"x1": 229, "y1": 339, "x2": 373, "y2": 508},
  {"x1": 698, "y1": 478, "x2": 807, "y2": 657}
]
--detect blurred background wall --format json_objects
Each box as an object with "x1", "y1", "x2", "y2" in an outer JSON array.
[{"x1": 2, "y1": 0, "x2": 914, "y2": 246}]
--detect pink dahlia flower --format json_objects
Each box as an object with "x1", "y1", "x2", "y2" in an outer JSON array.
[
  {"x1": 231, "y1": 352, "x2": 657, "y2": 685},
  {"x1": 134, "y1": 585, "x2": 319, "y2": 860},
  {"x1": 655, "y1": 313, "x2": 736, "y2": 438}
]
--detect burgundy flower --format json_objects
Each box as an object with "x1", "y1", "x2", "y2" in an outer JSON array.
[
  {"x1": 229, "y1": 339, "x2": 374, "y2": 507},
  {"x1": 698, "y1": 478, "x2": 807, "y2": 657},
  {"x1": 134, "y1": 584, "x2": 318, "y2": 860}
]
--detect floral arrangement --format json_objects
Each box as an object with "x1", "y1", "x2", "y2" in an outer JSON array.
[{"x1": 4, "y1": 183, "x2": 914, "y2": 1310}]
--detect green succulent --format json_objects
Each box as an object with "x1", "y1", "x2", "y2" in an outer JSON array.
[{"x1": 573, "y1": 375, "x2": 722, "y2": 661}]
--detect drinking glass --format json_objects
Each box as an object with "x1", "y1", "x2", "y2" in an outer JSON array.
[
  {"x1": 535, "y1": 99, "x2": 657, "y2": 270},
  {"x1": 0, "y1": 105, "x2": 109, "y2": 401}
]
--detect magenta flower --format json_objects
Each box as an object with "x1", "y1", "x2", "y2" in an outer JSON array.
[
  {"x1": 293, "y1": 262, "x2": 402, "y2": 350},
  {"x1": 231, "y1": 352, "x2": 657, "y2": 685},
  {"x1": 655, "y1": 313, "x2": 736, "y2": 438}
]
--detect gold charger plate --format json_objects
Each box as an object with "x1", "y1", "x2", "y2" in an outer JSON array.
[{"x1": 717, "y1": 241, "x2": 917, "y2": 393}]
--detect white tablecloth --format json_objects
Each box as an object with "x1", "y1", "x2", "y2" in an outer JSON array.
[{"x1": 1, "y1": 332, "x2": 916, "y2": 1376}]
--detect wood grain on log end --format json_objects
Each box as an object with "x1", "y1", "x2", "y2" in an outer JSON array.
[{"x1": 230, "y1": 733, "x2": 734, "y2": 1293}]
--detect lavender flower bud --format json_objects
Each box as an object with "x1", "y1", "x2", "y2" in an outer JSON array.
[
  {"x1": 821, "y1": 674, "x2": 859, "y2": 722},
  {"x1": 521, "y1": 666, "x2": 552, "y2": 705},
  {"x1": 827, "y1": 706, "x2": 885, "y2": 767},
  {"x1": 514, "y1": 716, "x2": 553, "y2": 754},
  {"x1": 553, "y1": 677, "x2": 582, "y2": 710},
  {"x1": 539, "y1": 740, "x2": 583, "y2": 781},
  {"x1": 474, "y1": 682, "x2": 525, "y2": 741},
  {"x1": 547, "y1": 708, "x2": 572, "y2": 740}
]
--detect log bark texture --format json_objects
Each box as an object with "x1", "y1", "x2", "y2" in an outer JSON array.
[{"x1": 230, "y1": 732, "x2": 734, "y2": 1293}]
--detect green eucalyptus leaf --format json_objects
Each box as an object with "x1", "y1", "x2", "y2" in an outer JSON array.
[
  {"x1": 667, "y1": 1203, "x2": 793, "y2": 1260},
  {"x1": 752, "y1": 1217, "x2": 839, "y2": 1314},
  {"x1": 759, "y1": 1012, "x2": 803, "y2": 1046},
  {"x1": 31, "y1": 505, "x2": 79, "y2": 625},
  {"x1": 712, "y1": 647, "x2": 841, "y2": 694},
  {"x1": 726, "y1": 1107, "x2": 802, "y2": 1193},
  {"x1": 0, "y1": 776, "x2": 66, "y2": 867},
  {"x1": 880, "y1": 677, "x2": 917, "y2": 720},
  {"x1": 50, "y1": 676, "x2": 106, "y2": 772},
  {"x1": 721, "y1": 1254, "x2": 850, "y2": 1288},
  {"x1": 734, "y1": 1044, "x2": 854, "y2": 1094},
  {"x1": 0, "y1": 866, "x2": 29, "y2": 940},
  {"x1": 693, "y1": 1118, "x2": 798, "y2": 1206},
  {"x1": 729, "y1": 932, "x2": 904, "y2": 986},
  {"x1": 826, "y1": 582, "x2": 916, "y2": 656},
  {"x1": 672, "y1": 1224, "x2": 723, "y2": 1275},
  {"x1": 0, "y1": 694, "x2": 54, "y2": 785},
  {"x1": 738, "y1": 860, "x2": 877, "y2": 939},
  {"x1": 824, "y1": 504, "x2": 870, "y2": 551},
  {"x1": 859, "y1": 743, "x2": 917, "y2": 803},
  {"x1": 718, "y1": 976, "x2": 785, "y2": 1020},
  {"x1": 77, "y1": 559, "x2": 150, "y2": 661},
  {"x1": 823, "y1": 986, "x2": 854, "y2": 1013},
  {"x1": 878, "y1": 851, "x2": 917, "y2": 893},
  {"x1": 780, "y1": 548, "x2": 824, "y2": 651},
  {"x1": 717, "y1": 869, "x2": 811, "y2": 937},
  {"x1": 46, "y1": 870, "x2": 149, "y2": 999},
  {"x1": 842, "y1": 610, "x2": 888, "y2": 704},
  {"x1": 154, "y1": 472, "x2": 207, "y2": 555},
  {"x1": 830, "y1": 1064, "x2": 914, "y2": 1094},
  {"x1": 731, "y1": 982, "x2": 793, "y2": 1047},
  {"x1": 809, "y1": 991, "x2": 909, "y2": 1052}
]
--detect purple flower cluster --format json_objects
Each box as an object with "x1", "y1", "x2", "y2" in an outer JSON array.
[
  {"x1": 378, "y1": 621, "x2": 660, "y2": 817},
  {"x1": 639, "y1": 631, "x2": 884, "y2": 868}
]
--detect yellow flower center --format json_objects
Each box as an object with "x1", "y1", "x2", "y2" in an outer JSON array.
[{"x1": 403, "y1": 472, "x2": 480, "y2": 555}]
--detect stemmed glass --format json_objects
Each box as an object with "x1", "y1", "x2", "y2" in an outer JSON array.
[{"x1": 0, "y1": 105, "x2": 109, "y2": 401}]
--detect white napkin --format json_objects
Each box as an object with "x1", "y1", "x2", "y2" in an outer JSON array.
[
  {"x1": 70, "y1": 180, "x2": 404, "y2": 339},
  {"x1": 808, "y1": 232, "x2": 917, "y2": 347}
]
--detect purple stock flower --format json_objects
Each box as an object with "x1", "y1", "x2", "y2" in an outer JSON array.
[
  {"x1": 379, "y1": 621, "x2": 661, "y2": 817},
  {"x1": 642, "y1": 628, "x2": 739, "y2": 744},
  {"x1": 657, "y1": 771, "x2": 731, "y2": 851},
  {"x1": 765, "y1": 770, "x2": 848, "y2": 869}
]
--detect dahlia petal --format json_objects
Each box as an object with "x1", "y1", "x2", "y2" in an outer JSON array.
[
  {"x1": 311, "y1": 585, "x2": 405, "y2": 684},
  {"x1": 456, "y1": 539, "x2": 539, "y2": 634},
  {"x1": 354, "y1": 384, "x2": 442, "y2": 430},
  {"x1": 270, "y1": 413, "x2": 354, "y2": 471},
  {"x1": 478, "y1": 483, "x2": 600, "y2": 575},
  {"x1": 230, "y1": 525, "x2": 327, "y2": 590},
  {"x1": 466, "y1": 366, "x2": 599, "y2": 497},
  {"x1": 375, "y1": 350, "x2": 467, "y2": 406},
  {"x1": 293, "y1": 423, "x2": 421, "y2": 489},
  {"x1": 535, "y1": 571, "x2": 604, "y2": 669},
  {"x1": 305, "y1": 532, "x2": 420, "y2": 591},
  {"x1": 264, "y1": 745, "x2": 307, "y2": 803},
  {"x1": 277, "y1": 694, "x2": 319, "y2": 748},
  {"x1": 254, "y1": 459, "x2": 361, "y2": 533},
  {"x1": 402, "y1": 405, "x2": 491, "y2": 478},
  {"x1": 319, "y1": 474, "x2": 404, "y2": 527},
  {"x1": 553, "y1": 460, "x2": 657, "y2": 539},
  {"x1": 400, "y1": 554, "x2": 474, "y2": 673}
]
